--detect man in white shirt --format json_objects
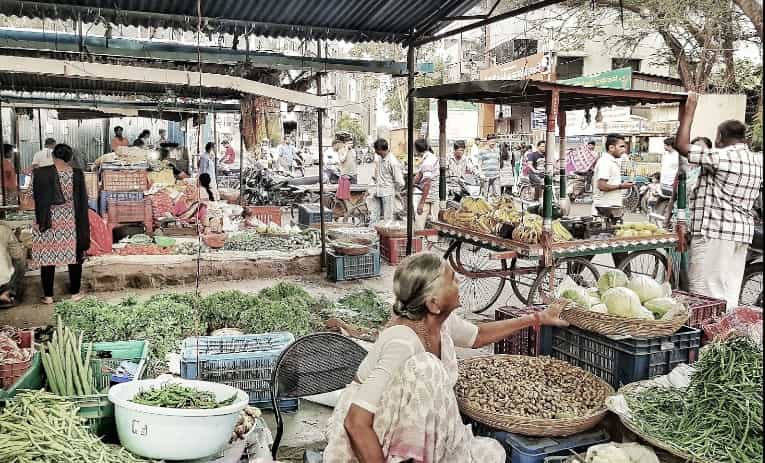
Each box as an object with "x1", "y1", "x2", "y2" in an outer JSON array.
[
  {"x1": 369, "y1": 138, "x2": 405, "y2": 224},
  {"x1": 31, "y1": 138, "x2": 56, "y2": 169},
  {"x1": 660, "y1": 137, "x2": 679, "y2": 196},
  {"x1": 414, "y1": 139, "x2": 439, "y2": 230},
  {"x1": 0, "y1": 223, "x2": 25, "y2": 306}
]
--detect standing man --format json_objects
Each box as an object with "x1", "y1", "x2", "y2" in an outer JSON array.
[
  {"x1": 110, "y1": 126, "x2": 129, "y2": 152},
  {"x1": 31, "y1": 138, "x2": 56, "y2": 169},
  {"x1": 198, "y1": 142, "x2": 217, "y2": 184},
  {"x1": 338, "y1": 140, "x2": 359, "y2": 184},
  {"x1": 478, "y1": 137, "x2": 501, "y2": 198},
  {"x1": 675, "y1": 93, "x2": 763, "y2": 309},
  {"x1": 157, "y1": 129, "x2": 168, "y2": 146},
  {"x1": 277, "y1": 138, "x2": 296, "y2": 174},
  {"x1": 0, "y1": 223, "x2": 25, "y2": 307},
  {"x1": 221, "y1": 140, "x2": 236, "y2": 165},
  {"x1": 524, "y1": 141, "x2": 546, "y2": 200},
  {"x1": 369, "y1": 138, "x2": 404, "y2": 224},
  {"x1": 413, "y1": 139, "x2": 439, "y2": 230},
  {"x1": 660, "y1": 137, "x2": 679, "y2": 197}
]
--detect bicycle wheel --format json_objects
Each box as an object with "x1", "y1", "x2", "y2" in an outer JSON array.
[
  {"x1": 740, "y1": 262, "x2": 763, "y2": 308},
  {"x1": 447, "y1": 242, "x2": 507, "y2": 314},
  {"x1": 623, "y1": 187, "x2": 640, "y2": 212},
  {"x1": 519, "y1": 185, "x2": 536, "y2": 202},
  {"x1": 618, "y1": 250, "x2": 670, "y2": 284},
  {"x1": 527, "y1": 257, "x2": 601, "y2": 306},
  {"x1": 508, "y1": 257, "x2": 540, "y2": 306}
]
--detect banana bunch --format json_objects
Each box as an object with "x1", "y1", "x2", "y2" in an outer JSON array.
[
  {"x1": 493, "y1": 207, "x2": 521, "y2": 225},
  {"x1": 461, "y1": 197, "x2": 491, "y2": 214},
  {"x1": 512, "y1": 214, "x2": 544, "y2": 244},
  {"x1": 491, "y1": 196, "x2": 516, "y2": 211},
  {"x1": 552, "y1": 220, "x2": 574, "y2": 243},
  {"x1": 474, "y1": 215, "x2": 498, "y2": 234}
]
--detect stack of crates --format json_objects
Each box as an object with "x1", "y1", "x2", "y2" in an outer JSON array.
[
  {"x1": 379, "y1": 232, "x2": 427, "y2": 265},
  {"x1": 100, "y1": 168, "x2": 151, "y2": 233},
  {"x1": 180, "y1": 332, "x2": 298, "y2": 411},
  {"x1": 327, "y1": 245, "x2": 381, "y2": 281},
  {"x1": 298, "y1": 203, "x2": 333, "y2": 228}
]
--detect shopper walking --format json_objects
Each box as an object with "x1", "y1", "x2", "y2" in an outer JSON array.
[
  {"x1": 32, "y1": 144, "x2": 90, "y2": 304},
  {"x1": 478, "y1": 137, "x2": 500, "y2": 198},
  {"x1": 414, "y1": 139, "x2": 439, "y2": 230},
  {"x1": 675, "y1": 92, "x2": 763, "y2": 309}
]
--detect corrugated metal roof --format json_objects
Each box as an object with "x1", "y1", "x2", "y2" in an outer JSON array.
[{"x1": 0, "y1": 0, "x2": 483, "y2": 43}]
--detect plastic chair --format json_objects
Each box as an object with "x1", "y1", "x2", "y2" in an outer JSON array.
[{"x1": 270, "y1": 332, "x2": 368, "y2": 460}]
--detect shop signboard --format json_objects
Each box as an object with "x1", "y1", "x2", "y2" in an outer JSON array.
[
  {"x1": 559, "y1": 67, "x2": 633, "y2": 90},
  {"x1": 479, "y1": 52, "x2": 553, "y2": 81}
]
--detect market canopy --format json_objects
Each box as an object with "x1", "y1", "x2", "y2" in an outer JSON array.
[{"x1": 412, "y1": 80, "x2": 687, "y2": 111}]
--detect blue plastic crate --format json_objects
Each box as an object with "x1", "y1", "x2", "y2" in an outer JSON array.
[
  {"x1": 298, "y1": 203, "x2": 333, "y2": 226},
  {"x1": 327, "y1": 249, "x2": 381, "y2": 281},
  {"x1": 180, "y1": 333, "x2": 297, "y2": 411},
  {"x1": 99, "y1": 191, "x2": 143, "y2": 214},
  {"x1": 470, "y1": 419, "x2": 609, "y2": 463},
  {"x1": 540, "y1": 325, "x2": 701, "y2": 389}
]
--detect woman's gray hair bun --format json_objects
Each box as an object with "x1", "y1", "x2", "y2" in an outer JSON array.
[{"x1": 392, "y1": 252, "x2": 446, "y2": 320}]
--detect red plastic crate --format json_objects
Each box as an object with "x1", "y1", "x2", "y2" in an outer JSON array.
[
  {"x1": 247, "y1": 206, "x2": 282, "y2": 225},
  {"x1": 107, "y1": 199, "x2": 153, "y2": 233},
  {"x1": 493, "y1": 306, "x2": 544, "y2": 356},
  {"x1": 0, "y1": 332, "x2": 33, "y2": 389},
  {"x1": 380, "y1": 236, "x2": 423, "y2": 265},
  {"x1": 672, "y1": 290, "x2": 727, "y2": 328}
]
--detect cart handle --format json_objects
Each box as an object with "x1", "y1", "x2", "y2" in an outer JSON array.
[{"x1": 490, "y1": 250, "x2": 518, "y2": 260}]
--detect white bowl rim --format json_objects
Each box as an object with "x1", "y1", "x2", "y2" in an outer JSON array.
[{"x1": 108, "y1": 378, "x2": 249, "y2": 417}]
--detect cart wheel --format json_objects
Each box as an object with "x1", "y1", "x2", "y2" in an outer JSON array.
[
  {"x1": 448, "y1": 242, "x2": 507, "y2": 314},
  {"x1": 740, "y1": 262, "x2": 763, "y2": 308},
  {"x1": 508, "y1": 257, "x2": 539, "y2": 306},
  {"x1": 527, "y1": 257, "x2": 601, "y2": 306},
  {"x1": 618, "y1": 250, "x2": 670, "y2": 284}
]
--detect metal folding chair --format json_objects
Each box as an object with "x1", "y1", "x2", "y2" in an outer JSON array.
[{"x1": 269, "y1": 332, "x2": 368, "y2": 460}]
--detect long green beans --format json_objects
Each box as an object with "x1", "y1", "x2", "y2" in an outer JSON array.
[
  {"x1": 0, "y1": 391, "x2": 148, "y2": 463},
  {"x1": 625, "y1": 337, "x2": 763, "y2": 463},
  {"x1": 39, "y1": 317, "x2": 95, "y2": 396},
  {"x1": 131, "y1": 383, "x2": 238, "y2": 409}
]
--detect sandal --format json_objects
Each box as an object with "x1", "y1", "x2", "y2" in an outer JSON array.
[
  {"x1": 40, "y1": 297, "x2": 54, "y2": 305},
  {"x1": 70, "y1": 293, "x2": 86, "y2": 302}
]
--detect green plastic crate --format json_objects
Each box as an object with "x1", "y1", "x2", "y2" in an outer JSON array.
[{"x1": 0, "y1": 352, "x2": 44, "y2": 402}]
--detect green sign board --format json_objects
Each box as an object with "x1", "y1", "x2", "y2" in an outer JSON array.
[{"x1": 558, "y1": 67, "x2": 633, "y2": 90}]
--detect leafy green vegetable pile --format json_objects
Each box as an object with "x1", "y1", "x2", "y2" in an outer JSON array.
[
  {"x1": 625, "y1": 337, "x2": 763, "y2": 463},
  {"x1": 335, "y1": 289, "x2": 391, "y2": 329},
  {"x1": 131, "y1": 383, "x2": 238, "y2": 409}
]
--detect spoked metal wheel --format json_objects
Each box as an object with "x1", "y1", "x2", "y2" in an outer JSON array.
[
  {"x1": 508, "y1": 258, "x2": 542, "y2": 306},
  {"x1": 527, "y1": 257, "x2": 601, "y2": 306},
  {"x1": 519, "y1": 184, "x2": 536, "y2": 203},
  {"x1": 618, "y1": 250, "x2": 670, "y2": 284},
  {"x1": 445, "y1": 241, "x2": 507, "y2": 314},
  {"x1": 740, "y1": 262, "x2": 763, "y2": 308}
]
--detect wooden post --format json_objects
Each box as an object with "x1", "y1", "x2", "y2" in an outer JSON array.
[
  {"x1": 239, "y1": 120, "x2": 245, "y2": 206},
  {"x1": 542, "y1": 88, "x2": 559, "y2": 270},
  {"x1": 213, "y1": 111, "x2": 218, "y2": 181},
  {"x1": 37, "y1": 109, "x2": 43, "y2": 150},
  {"x1": 0, "y1": 99, "x2": 5, "y2": 206},
  {"x1": 438, "y1": 99, "x2": 448, "y2": 211},
  {"x1": 406, "y1": 41, "x2": 415, "y2": 255}
]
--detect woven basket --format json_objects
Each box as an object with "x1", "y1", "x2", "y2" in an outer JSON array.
[
  {"x1": 558, "y1": 299, "x2": 690, "y2": 337},
  {"x1": 456, "y1": 355, "x2": 613, "y2": 437},
  {"x1": 616, "y1": 381, "x2": 702, "y2": 462}
]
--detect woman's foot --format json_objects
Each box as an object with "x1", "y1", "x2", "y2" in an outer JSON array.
[
  {"x1": 70, "y1": 293, "x2": 85, "y2": 302},
  {"x1": 0, "y1": 291, "x2": 11, "y2": 304},
  {"x1": 40, "y1": 297, "x2": 54, "y2": 305}
]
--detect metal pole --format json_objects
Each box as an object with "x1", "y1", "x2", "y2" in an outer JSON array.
[
  {"x1": 438, "y1": 99, "x2": 447, "y2": 212},
  {"x1": 542, "y1": 89, "x2": 559, "y2": 269},
  {"x1": 557, "y1": 109, "x2": 566, "y2": 200},
  {"x1": 317, "y1": 41, "x2": 326, "y2": 269},
  {"x1": 37, "y1": 108, "x2": 43, "y2": 150},
  {"x1": 406, "y1": 41, "x2": 415, "y2": 255},
  {"x1": 213, "y1": 111, "x2": 218, "y2": 181},
  {"x1": 0, "y1": 99, "x2": 6, "y2": 207},
  {"x1": 239, "y1": 117, "x2": 244, "y2": 206}
]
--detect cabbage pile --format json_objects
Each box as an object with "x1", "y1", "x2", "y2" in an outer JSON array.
[{"x1": 558, "y1": 270, "x2": 686, "y2": 320}]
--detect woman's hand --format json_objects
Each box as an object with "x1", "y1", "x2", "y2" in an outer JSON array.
[{"x1": 539, "y1": 304, "x2": 569, "y2": 327}]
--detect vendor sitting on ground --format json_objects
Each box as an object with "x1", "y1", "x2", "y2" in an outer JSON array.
[
  {"x1": 324, "y1": 252, "x2": 568, "y2": 463},
  {"x1": 0, "y1": 223, "x2": 25, "y2": 307}
]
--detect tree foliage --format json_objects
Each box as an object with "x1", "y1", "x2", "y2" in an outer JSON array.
[{"x1": 335, "y1": 113, "x2": 367, "y2": 146}]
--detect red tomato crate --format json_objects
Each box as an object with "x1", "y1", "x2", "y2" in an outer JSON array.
[
  {"x1": 380, "y1": 235, "x2": 423, "y2": 265},
  {"x1": 0, "y1": 330, "x2": 34, "y2": 389},
  {"x1": 672, "y1": 290, "x2": 727, "y2": 328},
  {"x1": 494, "y1": 306, "x2": 544, "y2": 356},
  {"x1": 107, "y1": 199, "x2": 153, "y2": 234},
  {"x1": 246, "y1": 206, "x2": 282, "y2": 225}
]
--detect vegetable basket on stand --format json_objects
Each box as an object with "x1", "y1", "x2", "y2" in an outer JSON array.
[{"x1": 557, "y1": 299, "x2": 690, "y2": 337}]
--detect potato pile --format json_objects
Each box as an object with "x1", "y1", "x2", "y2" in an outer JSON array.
[{"x1": 455, "y1": 356, "x2": 608, "y2": 420}]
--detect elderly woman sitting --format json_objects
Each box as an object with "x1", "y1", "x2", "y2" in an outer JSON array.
[{"x1": 324, "y1": 252, "x2": 568, "y2": 463}]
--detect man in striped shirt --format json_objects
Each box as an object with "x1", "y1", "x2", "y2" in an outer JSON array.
[
  {"x1": 676, "y1": 92, "x2": 763, "y2": 309},
  {"x1": 478, "y1": 136, "x2": 500, "y2": 198}
]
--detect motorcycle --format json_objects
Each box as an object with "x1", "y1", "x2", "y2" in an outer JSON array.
[
  {"x1": 244, "y1": 165, "x2": 319, "y2": 206},
  {"x1": 741, "y1": 196, "x2": 763, "y2": 307},
  {"x1": 566, "y1": 171, "x2": 594, "y2": 204},
  {"x1": 622, "y1": 175, "x2": 651, "y2": 213},
  {"x1": 446, "y1": 174, "x2": 481, "y2": 209}
]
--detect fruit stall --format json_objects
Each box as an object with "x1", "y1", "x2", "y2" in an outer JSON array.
[{"x1": 412, "y1": 80, "x2": 689, "y2": 313}]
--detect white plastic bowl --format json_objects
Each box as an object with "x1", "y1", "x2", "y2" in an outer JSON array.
[{"x1": 108, "y1": 378, "x2": 249, "y2": 460}]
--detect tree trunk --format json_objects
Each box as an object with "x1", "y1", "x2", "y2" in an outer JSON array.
[{"x1": 733, "y1": 0, "x2": 763, "y2": 40}]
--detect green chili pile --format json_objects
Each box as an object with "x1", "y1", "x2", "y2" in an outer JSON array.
[
  {"x1": 0, "y1": 391, "x2": 148, "y2": 462},
  {"x1": 131, "y1": 383, "x2": 238, "y2": 409},
  {"x1": 625, "y1": 337, "x2": 763, "y2": 463}
]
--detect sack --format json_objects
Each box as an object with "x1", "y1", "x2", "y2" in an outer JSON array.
[{"x1": 336, "y1": 175, "x2": 351, "y2": 201}]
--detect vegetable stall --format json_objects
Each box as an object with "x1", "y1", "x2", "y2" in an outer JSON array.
[{"x1": 411, "y1": 80, "x2": 688, "y2": 313}]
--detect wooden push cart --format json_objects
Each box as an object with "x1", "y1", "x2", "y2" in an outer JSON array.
[{"x1": 411, "y1": 80, "x2": 688, "y2": 313}]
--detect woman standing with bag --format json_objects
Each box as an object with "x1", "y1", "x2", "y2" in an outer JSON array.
[{"x1": 32, "y1": 144, "x2": 90, "y2": 304}]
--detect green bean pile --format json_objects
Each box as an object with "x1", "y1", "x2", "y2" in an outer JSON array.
[
  {"x1": 0, "y1": 391, "x2": 148, "y2": 463},
  {"x1": 625, "y1": 337, "x2": 763, "y2": 463},
  {"x1": 131, "y1": 383, "x2": 238, "y2": 409}
]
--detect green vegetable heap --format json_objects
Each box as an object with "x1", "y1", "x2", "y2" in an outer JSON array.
[
  {"x1": 0, "y1": 391, "x2": 148, "y2": 462},
  {"x1": 131, "y1": 383, "x2": 238, "y2": 409},
  {"x1": 625, "y1": 337, "x2": 763, "y2": 463}
]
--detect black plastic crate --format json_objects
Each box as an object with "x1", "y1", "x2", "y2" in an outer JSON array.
[
  {"x1": 540, "y1": 325, "x2": 701, "y2": 389},
  {"x1": 298, "y1": 203, "x2": 333, "y2": 226},
  {"x1": 494, "y1": 306, "x2": 544, "y2": 356}
]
